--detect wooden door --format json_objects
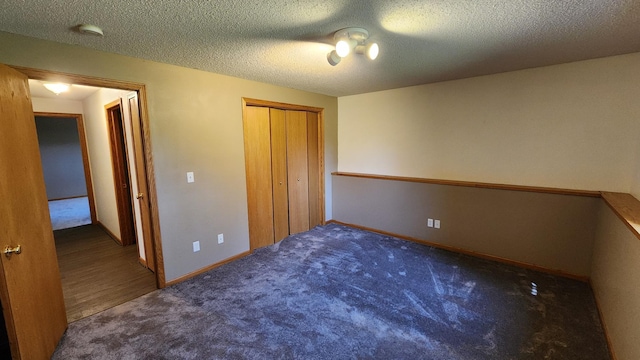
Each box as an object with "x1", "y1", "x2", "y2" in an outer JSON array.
[
  {"x1": 243, "y1": 106, "x2": 275, "y2": 249},
  {"x1": 306, "y1": 112, "x2": 321, "y2": 228},
  {"x1": 106, "y1": 102, "x2": 136, "y2": 246},
  {"x1": 286, "y1": 110, "x2": 310, "y2": 234},
  {"x1": 270, "y1": 108, "x2": 289, "y2": 243},
  {"x1": 0, "y1": 64, "x2": 67, "y2": 358},
  {"x1": 127, "y1": 95, "x2": 155, "y2": 271}
]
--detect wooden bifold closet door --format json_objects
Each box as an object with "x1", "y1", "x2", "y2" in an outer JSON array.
[
  {"x1": 243, "y1": 104, "x2": 322, "y2": 250},
  {"x1": 285, "y1": 110, "x2": 309, "y2": 234}
]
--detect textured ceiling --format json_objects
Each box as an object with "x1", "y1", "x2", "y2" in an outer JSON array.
[{"x1": 2, "y1": 1, "x2": 640, "y2": 97}]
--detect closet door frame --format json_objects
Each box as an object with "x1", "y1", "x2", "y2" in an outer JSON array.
[{"x1": 242, "y1": 98, "x2": 325, "y2": 251}]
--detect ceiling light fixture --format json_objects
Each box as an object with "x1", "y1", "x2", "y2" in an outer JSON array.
[
  {"x1": 43, "y1": 82, "x2": 71, "y2": 95},
  {"x1": 327, "y1": 27, "x2": 379, "y2": 66},
  {"x1": 78, "y1": 24, "x2": 104, "y2": 36}
]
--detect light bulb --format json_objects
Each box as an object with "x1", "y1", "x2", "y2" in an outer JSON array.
[
  {"x1": 327, "y1": 50, "x2": 341, "y2": 66},
  {"x1": 43, "y1": 83, "x2": 70, "y2": 95},
  {"x1": 367, "y1": 43, "x2": 379, "y2": 60},
  {"x1": 335, "y1": 40, "x2": 351, "y2": 57}
]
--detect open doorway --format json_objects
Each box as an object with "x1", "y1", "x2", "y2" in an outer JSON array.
[
  {"x1": 34, "y1": 113, "x2": 96, "y2": 230},
  {"x1": 26, "y1": 76, "x2": 161, "y2": 322}
]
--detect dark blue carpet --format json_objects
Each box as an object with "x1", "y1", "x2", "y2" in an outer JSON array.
[
  {"x1": 49, "y1": 196, "x2": 91, "y2": 230},
  {"x1": 53, "y1": 223, "x2": 610, "y2": 359}
]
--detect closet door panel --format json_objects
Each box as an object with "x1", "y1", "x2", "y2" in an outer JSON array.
[
  {"x1": 306, "y1": 112, "x2": 321, "y2": 228},
  {"x1": 243, "y1": 106, "x2": 275, "y2": 249},
  {"x1": 270, "y1": 108, "x2": 289, "y2": 242},
  {"x1": 286, "y1": 110, "x2": 310, "y2": 234}
]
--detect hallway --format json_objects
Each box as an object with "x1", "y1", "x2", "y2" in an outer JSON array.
[{"x1": 54, "y1": 225, "x2": 156, "y2": 322}]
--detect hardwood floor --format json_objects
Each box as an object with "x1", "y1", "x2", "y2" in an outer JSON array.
[{"x1": 54, "y1": 225, "x2": 156, "y2": 322}]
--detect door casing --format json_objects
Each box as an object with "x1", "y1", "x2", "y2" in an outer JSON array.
[{"x1": 10, "y1": 65, "x2": 167, "y2": 288}]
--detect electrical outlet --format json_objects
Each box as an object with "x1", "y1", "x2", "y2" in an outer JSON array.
[
  {"x1": 217, "y1": 233, "x2": 224, "y2": 244},
  {"x1": 193, "y1": 241, "x2": 200, "y2": 252},
  {"x1": 434, "y1": 220, "x2": 441, "y2": 229},
  {"x1": 187, "y1": 171, "x2": 195, "y2": 183},
  {"x1": 427, "y1": 218, "x2": 434, "y2": 228}
]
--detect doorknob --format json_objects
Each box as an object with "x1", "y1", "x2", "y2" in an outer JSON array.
[
  {"x1": 4, "y1": 245, "x2": 21, "y2": 257},
  {"x1": 136, "y1": 193, "x2": 144, "y2": 199}
]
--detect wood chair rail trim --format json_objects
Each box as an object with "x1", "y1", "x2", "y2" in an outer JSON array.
[
  {"x1": 333, "y1": 172, "x2": 601, "y2": 197},
  {"x1": 601, "y1": 192, "x2": 640, "y2": 242}
]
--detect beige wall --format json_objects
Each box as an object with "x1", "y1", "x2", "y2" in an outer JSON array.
[
  {"x1": 591, "y1": 203, "x2": 640, "y2": 360},
  {"x1": 338, "y1": 52, "x2": 640, "y2": 193},
  {"x1": 82, "y1": 88, "x2": 129, "y2": 240},
  {"x1": 631, "y1": 158, "x2": 640, "y2": 201},
  {"x1": 332, "y1": 175, "x2": 599, "y2": 277},
  {"x1": 31, "y1": 97, "x2": 83, "y2": 114},
  {"x1": 0, "y1": 32, "x2": 338, "y2": 282}
]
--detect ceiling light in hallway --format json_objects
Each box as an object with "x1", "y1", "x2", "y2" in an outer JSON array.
[{"x1": 42, "y1": 82, "x2": 70, "y2": 95}]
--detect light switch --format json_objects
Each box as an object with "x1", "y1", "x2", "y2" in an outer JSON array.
[
  {"x1": 427, "y1": 218, "x2": 434, "y2": 228},
  {"x1": 187, "y1": 171, "x2": 195, "y2": 183},
  {"x1": 434, "y1": 220, "x2": 441, "y2": 229},
  {"x1": 193, "y1": 241, "x2": 200, "y2": 252}
]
